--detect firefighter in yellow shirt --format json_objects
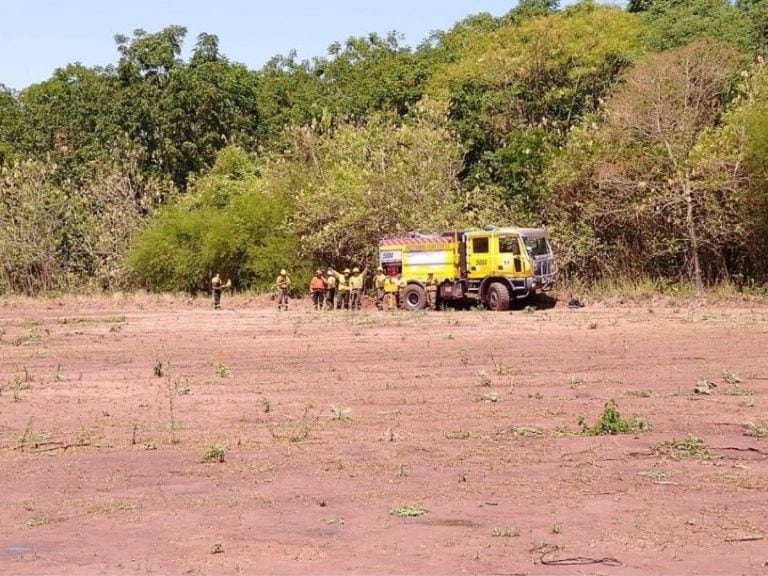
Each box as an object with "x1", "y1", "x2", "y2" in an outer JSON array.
[
  {"x1": 383, "y1": 273, "x2": 398, "y2": 311},
  {"x1": 331, "y1": 268, "x2": 351, "y2": 310},
  {"x1": 373, "y1": 266, "x2": 387, "y2": 310},
  {"x1": 349, "y1": 266, "x2": 368, "y2": 310},
  {"x1": 275, "y1": 269, "x2": 291, "y2": 311}
]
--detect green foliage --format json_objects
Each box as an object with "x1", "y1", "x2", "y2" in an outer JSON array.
[
  {"x1": 427, "y1": 2, "x2": 645, "y2": 217},
  {"x1": 640, "y1": 0, "x2": 755, "y2": 52},
  {"x1": 578, "y1": 399, "x2": 650, "y2": 435},
  {"x1": 127, "y1": 147, "x2": 299, "y2": 292},
  {"x1": 283, "y1": 107, "x2": 466, "y2": 267}
]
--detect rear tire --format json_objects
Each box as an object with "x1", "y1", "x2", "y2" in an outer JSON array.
[
  {"x1": 487, "y1": 282, "x2": 510, "y2": 311},
  {"x1": 402, "y1": 284, "x2": 427, "y2": 311}
]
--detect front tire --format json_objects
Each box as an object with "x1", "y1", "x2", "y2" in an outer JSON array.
[
  {"x1": 487, "y1": 282, "x2": 510, "y2": 311},
  {"x1": 402, "y1": 284, "x2": 427, "y2": 311}
]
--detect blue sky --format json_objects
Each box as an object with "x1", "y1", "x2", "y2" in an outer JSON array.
[{"x1": 1, "y1": 0, "x2": 519, "y2": 90}]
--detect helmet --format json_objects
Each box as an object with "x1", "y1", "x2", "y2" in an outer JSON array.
[
  {"x1": 316, "y1": 269, "x2": 322, "y2": 275},
  {"x1": 376, "y1": 266, "x2": 384, "y2": 272},
  {"x1": 327, "y1": 270, "x2": 334, "y2": 277},
  {"x1": 343, "y1": 268, "x2": 351, "y2": 274},
  {"x1": 280, "y1": 269, "x2": 287, "y2": 275},
  {"x1": 352, "y1": 267, "x2": 360, "y2": 273}
]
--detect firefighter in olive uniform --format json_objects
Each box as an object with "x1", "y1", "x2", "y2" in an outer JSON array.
[
  {"x1": 373, "y1": 266, "x2": 387, "y2": 310},
  {"x1": 325, "y1": 269, "x2": 337, "y2": 310},
  {"x1": 425, "y1": 272, "x2": 438, "y2": 310},
  {"x1": 211, "y1": 273, "x2": 223, "y2": 310},
  {"x1": 396, "y1": 273, "x2": 407, "y2": 309},
  {"x1": 275, "y1": 269, "x2": 291, "y2": 311}
]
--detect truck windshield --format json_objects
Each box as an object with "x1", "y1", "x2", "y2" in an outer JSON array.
[
  {"x1": 523, "y1": 236, "x2": 550, "y2": 257},
  {"x1": 498, "y1": 236, "x2": 521, "y2": 254}
]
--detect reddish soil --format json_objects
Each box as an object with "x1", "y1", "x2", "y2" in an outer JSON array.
[{"x1": 1, "y1": 293, "x2": 767, "y2": 575}]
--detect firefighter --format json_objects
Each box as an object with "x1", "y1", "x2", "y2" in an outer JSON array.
[
  {"x1": 211, "y1": 273, "x2": 223, "y2": 310},
  {"x1": 373, "y1": 266, "x2": 387, "y2": 310},
  {"x1": 211, "y1": 273, "x2": 231, "y2": 309},
  {"x1": 331, "y1": 268, "x2": 351, "y2": 310},
  {"x1": 275, "y1": 269, "x2": 291, "y2": 311},
  {"x1": 396, "y1": 273, "x2": 407, "y2": 309},
  {"x1": 425, "y1": 272, "x2": 438, "y2": 310},
  {"x1": 383, "y1": 273, "x2": 398, "y2": 311},
  {"x1": 324, "y1": 269, "x2": 337, "y2": 310},
  {"x1": 309, "y1": 269, "x2": 326, "y2": 311},
  {"x1": 349, "y1": 266, "x2": 368, "y2": 310}
]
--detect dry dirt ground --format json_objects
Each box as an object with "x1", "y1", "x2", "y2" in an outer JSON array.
[{"x1": 1, "y1": 293, "x2": 767, "y2": 575}]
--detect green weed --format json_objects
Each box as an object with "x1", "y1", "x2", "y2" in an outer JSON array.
[
  {"x1": 578, "y1": 399, "x2": 650, "y2": 435},
  {"x1": 201, "y1": 443, "x2": 228, "y2": 463},
  {"x1": 389, "y1": 504, "x2": 427, "y2": 517},
  {"x1": 656, "y1": 435, "x2": 712, "y2": 460}
]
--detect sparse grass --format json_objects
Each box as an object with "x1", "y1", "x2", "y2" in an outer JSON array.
[
  {"x1": 722, "y1": 370, "x2": 742, "y2": 385},
  {"x1": 211, "y1": 360, "x2": 231, "y2": 378},
  {"x1": 490, "y1": 355, "x2": 510, "y2": 375},
  {"x1": 578, "y1": 399, "x2": 650, "y2": 435},
  {"x1": 694, "y1": 379, "x2": 717, "y2": 395},
  {"x1": 201, "y1": 443, "x2": 227, "y2": 463},
  {"x1": 458, "y1": 348, "x2": 470, "y2": 366},
  {"x1": 722, "y1": 384, "x2": 754, "y2": 397},
  {"x1": 515, "y1": 426, "x2": 543, "y2": 437},
  {"x1": 625, "y1": 389, "x2": 657, "y2": 398},
  {"x1": 444, "y1": 430, "x2": 470, "y2": 440},
  {"x1": 476, "y1": 370, "x2": 491, "y2": 387},
  {"x1": 26, "y1": 515, "x2": 49, "y2": 527},
  {"x1": 211, "y1": 538, "x2": 224, "y2": 554},
  {"x1": 656, "y1": 435, "x2": 712, "y2": 460},
  {"x1": 153, "y1": 360, "x2": 165, "y2": 378},
  {"x1": 17, "y1": 418, "x2": 46, "y2": 451},
  {"x1": 569, "y1": 375, "x2": 586, "y2": 389},
  {"x1": 492, "y1": 526, "x2": 520, "y2": 537},
  {"x1": 330, "y1": 404, "x2": 352, "y2": 421},
  {"x1": 389, "y1": 504, "x2": 427, "y2": 517},
  {"x1": 743, "y1": 422, "x2": 768, "y2": 438},
  {"x1": 260, "y1": 397, "x2": 271, "y2": 413},
  {"x1": 480, "y1": 392, "x2": 501, "y2": 403},
  {"x1": 587, "y1": 320, "x2": 598, "y2": 330}
]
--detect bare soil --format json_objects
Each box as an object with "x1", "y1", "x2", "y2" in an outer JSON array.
[{"x1": 1, "y1": 294, "x2": 767, "y2": 575}]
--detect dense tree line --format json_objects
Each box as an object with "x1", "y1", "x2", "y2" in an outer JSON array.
[{"x1": 1, "y1": 0, "x2": 767, "y2": 294}]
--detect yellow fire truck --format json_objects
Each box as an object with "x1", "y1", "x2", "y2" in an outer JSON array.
[{"x1": 378, "y1": 226, "x2": 556, "y2": 311}]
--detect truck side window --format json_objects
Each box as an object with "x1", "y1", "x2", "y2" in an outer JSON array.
[
  {"x1": 472, "y1": 237, "x2": 489, "y2": 253},
  {"x1": 498, "y1": 236, "x2": 520, "y2": 254}
]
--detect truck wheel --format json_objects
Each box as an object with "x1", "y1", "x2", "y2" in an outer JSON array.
[
  {"x1": 487, "y1": 282, "x2": 510, "y2": 311},
  {"x1": 402, "y1": 284, "x2": 427, "y2": 311}
]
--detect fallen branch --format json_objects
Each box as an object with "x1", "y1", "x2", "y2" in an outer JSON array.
[{"x1": 725, "y1": 535, "x2": 764, "y2": 543}]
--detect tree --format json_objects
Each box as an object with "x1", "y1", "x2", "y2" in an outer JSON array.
[
  {"x1": 640, "y1": 0, "x2": 754, "y2": 52},
  {"x1": 127, "y1": 147, "x2": 297, "y2": 292},
  {"x1": 549, "y1": 40, "x2": 746, "y2": 286},
  {"x1": 0, "y1": 86, "x2": 21, "y2": 165},
  {"x1": 426, "y1": 2, "x2": 644, "y2": 216},
  {"x1": 279, "y1": 105, "x2": 467, "y2": 267}
]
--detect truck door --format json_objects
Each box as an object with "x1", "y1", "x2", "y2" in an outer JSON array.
[
  {"x1": 466, "y1": 233, "x2": 495, "y2": 279},
  {"x1": 497, "y1": 234, "x2": 524, "y2": 277}
]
